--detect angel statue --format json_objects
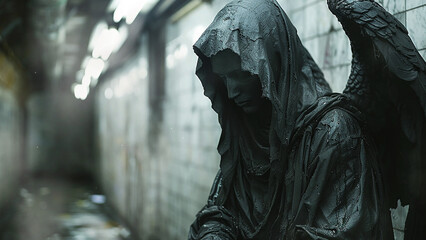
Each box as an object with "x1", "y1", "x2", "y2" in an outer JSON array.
[{"x1": 188, "y1": 0, "x2": 426, "y2": 239}]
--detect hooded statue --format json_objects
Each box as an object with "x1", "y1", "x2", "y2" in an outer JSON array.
[{"x1": 188, "y1": 0, "x2": 393, "y2": 239}]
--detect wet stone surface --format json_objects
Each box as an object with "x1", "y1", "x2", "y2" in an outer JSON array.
[{"x1": 0, "y1": 179, "x2": 133, "y2": 240}]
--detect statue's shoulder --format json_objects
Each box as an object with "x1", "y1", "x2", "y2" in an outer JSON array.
[
  {"x1": 315, "y1": 105, "x2": 364, "y2": 143},
  {"x1": 291, "y1": 94, "x2": 366, "y2": 148}
]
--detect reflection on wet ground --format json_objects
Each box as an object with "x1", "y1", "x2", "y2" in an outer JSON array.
[{"x1": 0, "y1": 178, "x2": 133, "y2": 240}]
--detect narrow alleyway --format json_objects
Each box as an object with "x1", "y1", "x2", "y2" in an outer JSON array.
[
  {"x1": 0, "y1": 0, "x2": 425, "y2": 239},
  {"x1": 0, "y1": 178, "x2": 133, "y2": 240}
]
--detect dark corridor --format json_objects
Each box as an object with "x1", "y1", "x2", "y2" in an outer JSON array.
[{"x1": 1, "y1": 0, "x2": 425, "y2": 239}]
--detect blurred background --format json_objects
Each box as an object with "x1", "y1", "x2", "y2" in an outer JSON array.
[{"x1": 0, "y1": 0, "x2": 425, "y2": 239}]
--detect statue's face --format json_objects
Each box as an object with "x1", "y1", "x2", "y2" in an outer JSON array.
[
  {"x1": 222, "y1": 70, "x2": 263, "y2": 113},
  {"x1": 211, "y1": 50, "x2": 263, "y2": 113}
]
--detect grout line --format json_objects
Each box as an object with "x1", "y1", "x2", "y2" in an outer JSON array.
[
  {"x1": 404, "y1": 0, "x2": 407, "y2": 26},
  {"x1": 322, "y1": 63, "x2": 351, "y2": 71},
  {"x1": 321, "y1": 47, "x2": 425, "y2": 70},
  {"x1": 405, "y1": 3, "x2": 426, "y2": 12},
  {"x1": 289, "y1": 0, "x2": 324, "y2": 13},
  {"x1": 302, "y1": 28, "x2": 344, "y2": 42}
]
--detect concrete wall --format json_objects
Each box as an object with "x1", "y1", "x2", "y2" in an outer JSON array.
[
  {"x1": 95, "y1": 0, "x2": 426, "y2": 239},
  {"x1": 0, "y1": 51, "x2": 24, "y2": 210}
]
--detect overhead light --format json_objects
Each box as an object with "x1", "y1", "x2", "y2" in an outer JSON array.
[
  {"x1": 111, "y1": 0, "x2": 159, "y2": 24},
  {"x1": 92, "y1": 26, "x2": 128, "y2": 61},
  {"x1": 81, "y1": 74, "x2": 91, "y2": 86},
  {"x1": 92, "y1": 28, "x2": 119, "y2": 60},
  {"x1": 84, "y1": 58, "x2": 105, "y2": 79},
  {"x1": 73, "y1": 84, "x2": 90, "y2": 100},
  {"x1": 88, "y1": 21, "x2": 108, "y2": 52}
]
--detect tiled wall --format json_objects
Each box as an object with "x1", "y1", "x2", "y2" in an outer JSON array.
[
  {"x1": 95, "y1": 0, "x2": 426, "y2": 239},
  {"x1": 96, "y1": 38, "x2": 152, "y2": 238},
  {"x1": 158, "y1": 1, "x2": 230, "y2": 237},
  {"x1": 96, "y1": 2, "x2": 229, "y2": 238},
  {"x1": 281, "y1": 0, "x2": 426, "y2": 92}
]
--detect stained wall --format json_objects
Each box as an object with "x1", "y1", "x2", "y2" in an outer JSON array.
[
  {"x1": 0, "y1": 50, "x2": 24, "y2": 211},
  {"x1": 96, "y1": 37, "x2": 156, "y2": 238}
]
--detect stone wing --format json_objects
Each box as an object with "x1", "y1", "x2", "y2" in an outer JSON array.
[{"x1": 328, "y1": 0, "x2": 426, "y2": 238}]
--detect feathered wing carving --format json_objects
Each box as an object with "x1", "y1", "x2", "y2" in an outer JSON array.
[{"x1": 327, "y1": 0, "x2": 426, "y2": 238}]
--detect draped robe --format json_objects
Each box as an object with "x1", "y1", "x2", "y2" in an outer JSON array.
[{"x1": 188, "y1": 0, "x2": 392, "y2": 239}]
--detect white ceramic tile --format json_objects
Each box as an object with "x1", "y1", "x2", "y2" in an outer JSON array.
[
  {"x1": 420, "y1": 49, "x2": 426, "y2": 61},
  {"x1": 329, "y1": 30, "x2": 352, "y2": 67},
  {"x1": 407, "y1": 0, "x2": 425, "y2": 10},
  {"x1": 407, "y1": 6, "x2": 426, "y2": 49},
  {"x1": 304, "y1": 1, "x2": 335, "y2": 39},
  {"x1": 290, "y1": 10, "x2": 307, "y2": 39},
  {"x1": 394, "y1": 12, "x2": 407, "y2": 26},
  {"x1": 383, "y1": 0, "x2": 406, "y2": 14}
]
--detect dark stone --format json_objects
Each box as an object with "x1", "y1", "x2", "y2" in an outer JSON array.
[{"x1": 189, "y1": 0, "x2": 426, "y2": 239}]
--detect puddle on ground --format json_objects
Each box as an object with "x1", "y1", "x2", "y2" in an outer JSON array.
[{"x1": 0, "y1": 179, "x2": 132, "y2": 240}]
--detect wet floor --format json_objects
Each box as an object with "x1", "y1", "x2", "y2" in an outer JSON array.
[{"x1": 0, "y1": 178, "x2": 133, "y2": 240}]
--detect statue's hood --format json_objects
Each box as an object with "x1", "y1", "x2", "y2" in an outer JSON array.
[
  {"x1": 193, "y1": 0, "x2": 331, "y2": 146},
  {"x1": 192, "y1": 0, "x2": 332, "y2": 237}
]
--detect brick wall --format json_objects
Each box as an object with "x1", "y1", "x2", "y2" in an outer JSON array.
[{"x1": 95, "y1": 0, "x2": 426, "y2": 239}]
